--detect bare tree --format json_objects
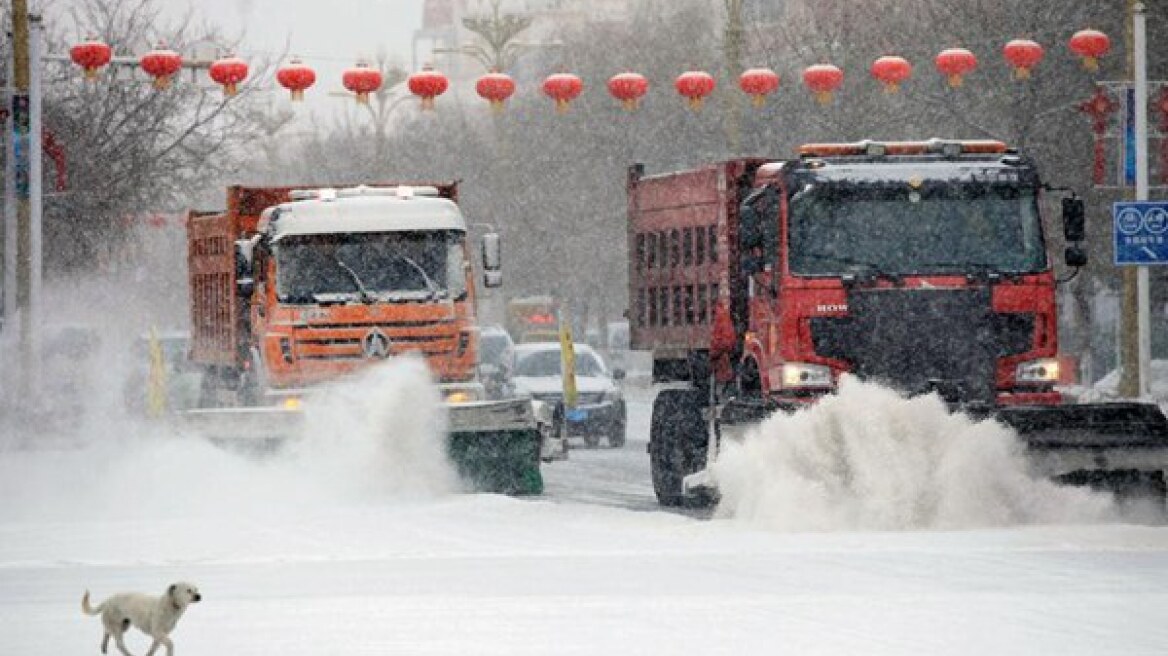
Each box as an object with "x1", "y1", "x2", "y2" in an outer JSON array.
[{"x1": 24, "y1": 0, "x2": 280, "y2": 275}]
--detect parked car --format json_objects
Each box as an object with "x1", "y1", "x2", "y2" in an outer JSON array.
[
  {"x1": 476, "y1": 324, "x2": 516, "y2": 399},
  {"x1": 510, "y1": 342, "x2": 626, "y2": 448}
]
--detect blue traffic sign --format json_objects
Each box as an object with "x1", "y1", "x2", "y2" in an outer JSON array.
[{"x1": 1114, "y1": 201, "x2": 1168, "y2": 266}]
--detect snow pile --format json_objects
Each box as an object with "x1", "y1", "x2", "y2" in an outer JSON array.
[
  {"x1": 714, "y1": 376, "x2": 1116, "y2": 531},
  {"x1": 0, "y1": 356, "x2": 457, "y2": 523}
]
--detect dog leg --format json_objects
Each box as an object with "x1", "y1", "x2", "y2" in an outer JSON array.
[
  {"x1": 113, "y1": 632, "x2": 135, "y2": 656},
  {"x1": 143, "y1": 635, "x2": 174, "y2": 656},
  {"x1": 101, "y1": 632, "x2": 110, "y2": 654}
]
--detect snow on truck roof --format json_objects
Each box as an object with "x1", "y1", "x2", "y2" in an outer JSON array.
[{"x1": 263, "y1": 188, "x2": 466, "y2": 240}]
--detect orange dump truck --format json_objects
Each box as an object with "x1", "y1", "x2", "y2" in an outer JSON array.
[{"x1": 184, "y1": 183, "x2": 547, "y2": 494}]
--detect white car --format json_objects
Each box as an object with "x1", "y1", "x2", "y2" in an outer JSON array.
[{"x1": 511, "y1": 342, "x2": 626, "y2": 448}]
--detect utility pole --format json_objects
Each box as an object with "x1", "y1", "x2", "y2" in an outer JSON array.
[
  {"x1": 1118, "y1": 0, "x2": 1143, "y2": 397},
  {"x1": 10, "y1": 0, "x2": 34, "y2": 396},
  {"x1": 1134, "y1": 2, "x2": 1151, "y2": 397}
]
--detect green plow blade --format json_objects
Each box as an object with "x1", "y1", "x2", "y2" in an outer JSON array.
[
  {"x1": 448, "y1": 428, "x2": 544, "y2": 495},
  {"x1": 446, "y1": 398, "x2": 548, "y2": 495}
]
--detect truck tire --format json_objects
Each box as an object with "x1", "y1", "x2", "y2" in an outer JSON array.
[{"x1": 650, "y1": 389, "x2": 708, "y2": 507}]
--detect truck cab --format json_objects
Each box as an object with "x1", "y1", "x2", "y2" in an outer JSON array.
[
  {"x1": 738, "y1": 139, "x2": 1078, "y2": 410},
  {"x1": 191, "y1": 183, "x2": 503, "y2": 407}
]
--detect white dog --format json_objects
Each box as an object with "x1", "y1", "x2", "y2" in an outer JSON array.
[{"x1": 82, "y1": 582, "x2": 202, "y2": 656}]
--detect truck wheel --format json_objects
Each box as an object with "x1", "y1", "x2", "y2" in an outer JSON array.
[{"x1": 650, "y1": 389, "x2": 707, "y2": 507}]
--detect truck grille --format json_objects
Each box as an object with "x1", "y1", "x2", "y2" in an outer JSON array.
[
  {"x1": 810, "y1": 288, "x2": 1033, "y2": 404},
  {"x1": 294, "y1": 323, "x2": 460, "y2": 361}
]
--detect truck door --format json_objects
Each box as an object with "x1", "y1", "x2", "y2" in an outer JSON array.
[{"x1": 738, "y1": 187, "x2": 780, "y2": 369}]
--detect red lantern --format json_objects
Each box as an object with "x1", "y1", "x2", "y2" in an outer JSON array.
[
  {"x1": 1069, "y1": 29, "x2": 1110, "y2": 72},
  {"x1": 139, "y1": 44, "x2": 183, "y2": 90},
  {"x1": 870, "y1": 56, "x2": 911, "y2": 94},
  {"x1": 675, "y1": 71, "x2": 715, "y2": 111},
  {"x1": 738, "y1": 68, "x2": 779, "y2": 107},
  {"x1": 342, "y1": 61, "x2": 382, "y2": 105},
  {"x1": 607, "y1": 72, "x2": 648, "y2": 111},
  {"x1": 1003, "y1": 39, "x2": 1044, "y2": 80},
  {"x1": 802, "y1": 64, "x2": 843, "y2": 105},
  {"x1": 209, "y1": 55, "x2": 249, "y2": 97},
  {"x1": 69, "y1": 38, "x2": 112, "y2": 81},
  {"x1": 408, "y1": 66, "x2": 449, "y2": 110},
  {"x1": 935, "y1": 48, "x2": 977, "y2": 88},
  {"x1": 476, "y1": 71, "x2": 516, "y2": 112},
  {"x1": 276, "y1": 58, "x2": 315, "y2": 101},
  {"x1": 542, "y1": 73, "x2": 583, "y2": 113}
]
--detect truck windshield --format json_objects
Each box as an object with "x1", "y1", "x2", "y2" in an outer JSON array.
[
  {"x1": 787, "y1": 182, "x2": 1046, "y2": 276},
  {"x1": 275, "y1": 231, "x2": 467, "y2": 303}
]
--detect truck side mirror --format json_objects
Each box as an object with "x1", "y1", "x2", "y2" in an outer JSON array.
[
  {"x1": 739, "y1": 204, "x2": 763, "y2": 249},
  {"x1": 1062, "y1": 197, "x2": 1085, "y2": 242},
  {"x1": 234, "y1": 240, "x2": 256, "y2": 296},
  {"x1": 1065, "y1": 245, "x2": 1088, "y2": 268},
  {"x1": 482, "y1": 232, "x2": 501, "y2": 268},
  {"x1": 742, "y1": 256, "x2": 766, "y2": 276},
  {"x1": 234, "y1": 240, "x2": 255, "y2": 278},
  {"x1": 237, "y1": 278, "x2": 255, "y2": 297}
]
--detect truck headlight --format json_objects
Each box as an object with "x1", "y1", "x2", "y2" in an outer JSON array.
[
  {"x1": 779, "y1": 362, "x2": 834, "y2": 390},
  {"x1": 445, "y1": 390, "x2": 476, "y2": 404},
  {"x1": 1016, "y1": 358, "x2": 1059, "y2": 384}
]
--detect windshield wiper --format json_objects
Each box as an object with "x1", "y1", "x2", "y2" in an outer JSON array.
[
  {"x1": 800, "y1": 252, "x2": 903, "y2": 285},
  {"x1": 918, "y1": 261, "x2": 1023, "y2": 283},
  {"x1": 334, "y1": 257, "x2": 374, "y2": 303},
  {"x1": 393, "y1": 252, "x2": 444, "y2": 299}
]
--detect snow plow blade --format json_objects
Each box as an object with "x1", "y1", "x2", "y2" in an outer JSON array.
[
  {"x1": 179, "y1": 398, "x2": 548, "y2": 495},
  {"x1": 446, "y1": 398, "x2": 547, "y2": 496},
  {"x1": 989, "y1": 402, "x2": 1168, "y2": 477},
  {"x1": 682, "y1": 400, "x2": 1168, "y2": 503}
]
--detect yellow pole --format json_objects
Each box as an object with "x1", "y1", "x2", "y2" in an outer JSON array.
[
  {"x1": 146, "y1": 328, "x2": 169, "y2": 418},
  {"x1": 559, "y1": 310, "x2": 578, "y2": 410}
]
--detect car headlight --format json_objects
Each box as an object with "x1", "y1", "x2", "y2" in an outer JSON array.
[
  {"x1": 779, "y1": 362, "x2": 834, "y2": 390},
  {"x1": 1016, "y1": 358, "x2": 1059, "y2": 384}
]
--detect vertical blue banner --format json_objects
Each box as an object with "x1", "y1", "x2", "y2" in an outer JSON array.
[
  {"x1": 1124, "y1": 86, "x2": 1137, "y2": 186},
  {"x1": 11, "y1": 94, "x2": 30, "y2": 197}
]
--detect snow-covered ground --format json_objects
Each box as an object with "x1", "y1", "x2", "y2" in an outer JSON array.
[{"x1": 3, "y1": 356, "x2": 1168, "y2": 655}]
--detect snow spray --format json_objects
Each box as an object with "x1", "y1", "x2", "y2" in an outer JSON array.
[{"x1": 713, "y1": 376, "x2": 1117, "y2": 531}]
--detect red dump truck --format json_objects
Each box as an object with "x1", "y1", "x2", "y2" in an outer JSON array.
[
  {"x1": 628, "y1": 140, "x2": 1168, "y2": 506},
  {"x1": 184, "y1": 183, "x2": 549, "y2": 494}
]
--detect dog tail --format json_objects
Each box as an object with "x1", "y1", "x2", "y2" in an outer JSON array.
[{"x1": 81, "y1": 590, "x2": 103, "y2": 616}]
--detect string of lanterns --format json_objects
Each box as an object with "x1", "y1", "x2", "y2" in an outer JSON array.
[{"x1": 66, "y1": 29, "x2": 1112, "y2": 111}]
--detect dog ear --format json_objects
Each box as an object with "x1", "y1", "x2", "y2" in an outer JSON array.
[{"x1": 168, "y1": 584, "x2": 176, "y2": 596}]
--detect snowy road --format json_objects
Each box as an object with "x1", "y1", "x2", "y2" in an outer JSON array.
[
  {"x1": 3, "y1": 368, "x2": 1168, "y2": 654},
  {"x1": 540, "y1": 381, "x2": 665, "y2": 513}
]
